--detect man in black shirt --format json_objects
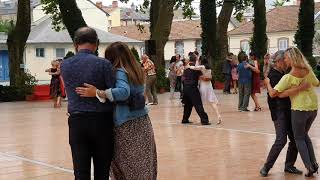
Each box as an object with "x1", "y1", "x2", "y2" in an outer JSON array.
[
  {"x1": 260, "y1": 51, "x2": 302, "y2": 177},
  {"x1": 181, "y1": 54, "x2": 210, "y2": 125}
]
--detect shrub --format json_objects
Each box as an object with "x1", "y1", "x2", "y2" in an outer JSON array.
[
  {"x1": 131, "y1": 47, "x2": 141, "y2": 63},
  {"x1": 0, "y1": 71, "x2": 38, "y2": 102},
  {"x1": 156, "y1": 67, "x2": 170, "y2": 92}
]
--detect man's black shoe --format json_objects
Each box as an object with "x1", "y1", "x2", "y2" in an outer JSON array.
[
  {"x1": 181, "y1": 120, "x2": 192, "y2": 124},
  {"x1": 284, "y1": 166, "x2": 303, "y2": 175},
  {"x1": 260, "y1": 166, "x2": 270, "y2": 177},
  {"x1": 201, "y1": 122, "x2": 211, "y2": 125}
]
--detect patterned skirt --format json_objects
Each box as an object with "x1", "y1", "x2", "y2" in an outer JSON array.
[{"x1": 110, "y1": 115, "x2": 157, "y2": 180}]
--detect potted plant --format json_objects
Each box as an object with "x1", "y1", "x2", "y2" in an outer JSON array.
[{"x1": 156, "y1": 66, "x2": 169, "y2": 94}]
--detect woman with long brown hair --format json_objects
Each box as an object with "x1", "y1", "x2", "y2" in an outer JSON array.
[{"x1": 75, "y1": 42, "x2": 157, "y2": 179}]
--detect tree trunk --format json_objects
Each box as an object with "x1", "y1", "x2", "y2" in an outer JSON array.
[
  {"x1": 149, "y1": 0, "x2": 175, "y2": 68},
  {"x1": 295, "y1": 0, "x2": 315, "y2": 59},
  {"x1": 217, "y1": 0, "x2": 235, "y2": 63},
  {"x1": 200, "y1": 0, "x2": 217, "y2": 65},
  {"x1": 253, "y1": 0, "x2": 268, "y2": 60},
  {"x1": 57, "y1": 0, "x2": 87, "y2": 40},
  {"x1": 7, "y1": 0, "x2": 31, "y2": 86}
]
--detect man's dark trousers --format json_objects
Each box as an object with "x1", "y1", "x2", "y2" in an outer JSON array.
[
  {"x1": 182, "y1": 85, "x2": 209, "y2": 124},
  {"x1": 264, "y1": 109, "x2": 298, "y2": 169},
  {"x1": 223, "y1": 73, "x2": 231, "y2": 93},
  {"x1": 68, "y1": 112, "x2": 114, "y2": 180}
]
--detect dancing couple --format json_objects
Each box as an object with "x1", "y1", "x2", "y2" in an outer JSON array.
[
  {"x1": 260, "y1": 48, "x2": 319, "y2": 177},
  {"x1": 61, "y1": 27, "x2": 157, "y2": 180},
  {"x1": 181, "y1": 53, "x2": 222, "y2": 125}
]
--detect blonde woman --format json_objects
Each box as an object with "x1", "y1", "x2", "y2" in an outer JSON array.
[
  {"x1": 45, "y1": 60, "x2": 62, "y2": 108},
  {"x1": 265, "y1": 47, "x2": 319, "y2": 177}
]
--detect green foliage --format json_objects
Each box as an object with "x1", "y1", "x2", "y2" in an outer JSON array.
[
  {"x1": 41, "y1": 0, "x2": 65, "y2": 31},
  {"x1": 307, "y1": 56, "x2": 317, "y2": 70},
  {"x1": 15, "y1": 71, "x2": 38, "y2": 95},
  {"x1": 64, "y1": 51, "x2": 75, "y2": 59},
  {"x1": 131, "y1": 47, "x2": 141, "y2": 63},
  {"x1": 252, "y1": 0, "x2": 268, "y2": 60},
  {"x1": 295, "y1": 0, "x2": 315, "y2": 59},
  {"x1": 0, "y1": 20, "x2": 14, "y2": 33},
  {"x1": 0, "y1": 71, "x2": 38, "y2": 102},
  {"x1": 213, "y1": 60, "x2": 225, "y2": 82},
  {"x1": 272, "y1": 0, "x2": 285, "y2": 7},
  {"x1": 156, "y1": 67, "x2": 170, "y2": 92}
]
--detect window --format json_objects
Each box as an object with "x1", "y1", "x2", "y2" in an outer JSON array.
[
  {"x1": 240, "y1": 40, "x2": 250, "y2": 55},
  {"x1": 278, "y1": 38, "x2": 289, "y2": 51},
  {"x1": 56, "y1": 48, "x2": 65, "y2": 58},
  {"x1": 195, "y1": 40, "x2": 202, "y2": 55},
  {"x1": 108, "y1": 20, "x2": 112, "y2": 27},
  {"x1": 175, "y1": 41, "x2": 184, "y2": 57},
  {"x1": 36, "y1": 48, "x2": 45, "y2": 57}
]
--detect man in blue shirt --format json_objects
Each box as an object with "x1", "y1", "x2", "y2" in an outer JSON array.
[
  {"x1": 237, "y1": 52, "x2": 252, "y2": 112},
  {"x1": 61, "y1": 27, "x2": 114, "y2": 180}
]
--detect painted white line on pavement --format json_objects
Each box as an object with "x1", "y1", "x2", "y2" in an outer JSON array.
[{"x1": 0, "y1": 152, "x2": 74, "y2": 173}]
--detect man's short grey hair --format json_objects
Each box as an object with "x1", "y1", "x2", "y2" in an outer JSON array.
[
  {"x1": 272, "y1": 50, "x2": 285, "y2": 62},
  {"x1": 74, "y1": 27, "x2": 98, "y2": 45}
]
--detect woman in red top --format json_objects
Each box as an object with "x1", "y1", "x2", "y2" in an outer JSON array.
[{"x1": 246, "y1": 52, "x2": 261, "y2": 111}]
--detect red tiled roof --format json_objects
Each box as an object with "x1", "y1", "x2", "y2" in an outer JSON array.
[
  {"x1": 229, "y1": 3, "x2": 320, "y2": 35},
  {"x1": 109, "y1": 20, "x2": 202, "y2": 41}
]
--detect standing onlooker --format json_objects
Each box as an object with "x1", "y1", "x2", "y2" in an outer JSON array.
[
  {"x1": 231, "y1": 55, "x2": 239, "y2": 94},
  {"x1": 142, "y1": 54, "x2": 158, "y2": 105},
  {"x1": 45, "y1": 59, "x2": 62, "y2": 108},
  {"x1": 175, "y1": 54, "x2": 184, "y2": 99},
  {"x1": 60, "y1": 27, "x2": 114, "y2": 179},
  {"x1": 260, "y1": 50, "x2": 304, "y2": 177},
  {"x1": 76, "y1": 42, "x2": 157, "y2": 180},
  {"x1": 265, "y1": 47, "x2": 319, "y2": 177},
  {"x1": 237, "y1": 52, "x2": 252, "y2": 112},
  {"x1": 247, "y1": 52, "x2": 262, "y2": 111},
  {"x1": 169, "y1": 56, "x2": 177, "y2": 99},
  {"x1": 263, "y1": 53, "x2": 271, "y2": 78},
  {"x1": 222, "y1": 53, "x2": 233, "y2": 94}
]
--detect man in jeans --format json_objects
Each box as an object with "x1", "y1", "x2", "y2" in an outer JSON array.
[
  {"x1": 260, "y1": 51, "x2": 303, "y2": 177},
  {"x1": 61, "y1": 27, "x2": 114, "y2": 180},
  {"x1": 142, "y1": 54, "x2": 158, "y2": 105},
  {"x1": 222, "y1": 53, "x2": 233, "y2": 94},
  {"x1": 237, "y1": 53, "x2": 252, "y2": 112}
]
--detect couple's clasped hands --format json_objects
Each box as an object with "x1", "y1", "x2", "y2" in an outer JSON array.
[{"x1": 76, "y1": 83, "x2": 97, "y2": 97}]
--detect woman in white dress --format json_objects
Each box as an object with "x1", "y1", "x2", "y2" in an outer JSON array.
[{"x1": 187, "y1": 57, "x2": 222, "y2": 124}]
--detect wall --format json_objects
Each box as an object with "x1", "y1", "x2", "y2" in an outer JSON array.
[
  {"x1": 77, "y1": 0, "x2": 109, "y2": 31},
  {"x1": 33, "y1": 0, "x2": 109, "y2": 30},
  {"x1": 107, "y1": 8, "x2": 121, "y2": 27},
  {"x1": 228, "y1": 31, "x2": 296, "y2": 55},
  {"x1": 25, "y1": 42, "x2": 143, "y2": 83}
]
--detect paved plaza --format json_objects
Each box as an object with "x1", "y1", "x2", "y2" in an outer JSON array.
[{"x1": 1, "y1": 90, "x2": 320, "y2": 179}]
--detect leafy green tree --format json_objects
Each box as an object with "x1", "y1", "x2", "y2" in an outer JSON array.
[
  {"x1": 295, "y1": 0, "x2": 316, "y2": 68},
  {"x1": 200, "y1": 0, "x2": 216, "y2": 65},
  {"x1": 131, "y1": 47, "x2": 141, "y2": 63},
  {"x1": 41, "y1": 0, "x2": 87, "y2": 39},
  {"x1": 252, "y1": 0, "x2": 268, "y2": 60},
  {"x1": 7, "y1": 0, "x2": 31, "y2": 86}
]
